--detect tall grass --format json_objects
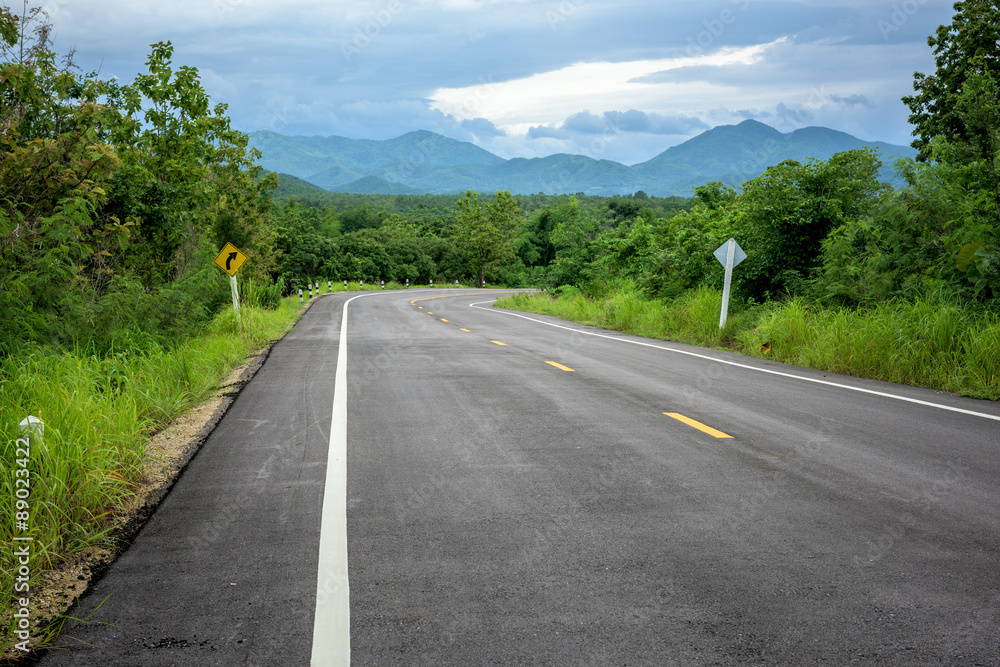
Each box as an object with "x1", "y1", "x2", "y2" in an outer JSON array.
[
  {"x1": 498, "y1": 288, "x2": 1000, "y2": 401},
  {"x1": 740, "y1": 298, "x2": 1000, "y2": 399},
  {"x1": 1, "y1": 296, "x2": 304, "y2": 652}
]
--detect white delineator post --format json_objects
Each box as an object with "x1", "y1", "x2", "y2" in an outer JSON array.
[
  {"x1": 714, "y1": 238, "x2": 746, "y2": 329},
  {"x1": 719, "y1": 240, "x2": 735, "y2": 328},
  {"x1": 230, "y1": 275, "x2": 241, "y2": 320},
  {"x1": 18, "y1": 416, "x2": 43, "y2": 444}
]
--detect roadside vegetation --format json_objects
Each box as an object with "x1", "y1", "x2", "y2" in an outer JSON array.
[{"x1": 0, "y1": 296, "x2": 304, "y2": 653}]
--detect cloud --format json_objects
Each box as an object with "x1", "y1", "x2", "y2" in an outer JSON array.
[
  {"x1": 539, "y1": 110, "x2": 708, "y2": 137},
  {"x1": 527, "y1": 125, "x2": 564, "y2": 140},
  {"x1": 608, "y1": 110, "x2": 709, "y2": 135},
  {"x1": 459, "y1": 117, "x2": 506, "y2": 137},
  {"x1": 830, "y1": 93, "x2": 874, "y2": 107},
  {"x1": 518, "y1": 110, "x2": 709, "y2": 164},
  {"x1": 428, "y1": 39, "x2": 786, "y2": 132}
]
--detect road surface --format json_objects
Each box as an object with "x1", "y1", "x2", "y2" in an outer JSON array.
[{"x1": 41, "y1": 289, "x2": 1000, "y2": 665}]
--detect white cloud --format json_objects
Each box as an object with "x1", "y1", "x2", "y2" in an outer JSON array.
[{"x1": 428, "y1": 38, "x2": 786, "y2": 133}]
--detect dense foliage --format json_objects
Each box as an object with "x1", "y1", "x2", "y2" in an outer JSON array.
[
  {"x1": 1, "y1": 6, "x2": 276, "y2": 353},
  {"x1": 903, "y1": 0, "x2": 1000, "y2": 162},
  {"x1": 266, "y1": 186, "x2": 692, "y2": 291}
]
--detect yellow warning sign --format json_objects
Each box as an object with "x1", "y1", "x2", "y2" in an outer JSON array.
[{"x1": 214, "y1": 242, "x2": 248, "y2": 277}]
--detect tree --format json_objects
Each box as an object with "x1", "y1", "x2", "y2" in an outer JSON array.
[
  {"x1": 454, "y1": 190, "x2": 522, "y2": 285},
  {"x1": 606, "y1": 196, "x2": 645, "y2": 226},
  {"x1": 0, "y1": 5, "x2": 277, "y2": 349},
  {"x1": 731, "y1": 150, "x2": 888, "y2": 300},
  {"x1": 0, "y1": 3, "x2": 125, "y2": 347},
  {"x1": 546, "y1": 196, "x2": 600, "y2": 289},
  {"x1": 901, "y1": 2, "x2": 1000, "y2": 300},
  {"x1": 902, "y1": 0, "x2": 1000, "y2": 162},
  {"x1": 105, "y1": 41, "x2": 277, "y2": 284}
]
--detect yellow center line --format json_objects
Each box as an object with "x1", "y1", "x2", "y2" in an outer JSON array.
[
  {"x1": 440, "y1": 318, "x2": 449, "y2": 323},
  {"x1": 427, "y1": 312, "x2": 433, "y2": 315},
  {"x1": 491, "y1": 340, "x2": 507, "y2": 346},
  {"x1": 663, "y1": 413, "x2": 733, "y2": 439},
  {"x1": 460, "y1": 328, "x2": 471, "y2": 332},
  {"x1": 417, "y1": 306, "x2": 423, "y2": 309},
  {"x1": 545, "y1": 361, "x2": 575, "y2": 372}
]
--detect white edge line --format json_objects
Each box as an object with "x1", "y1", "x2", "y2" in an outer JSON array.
[
  {"x1": 311, "y1": 293, "x2": 370, "y2": 666},
  {"x1": 470, "y1": 300, "x2": 1000, "y2": 423}
]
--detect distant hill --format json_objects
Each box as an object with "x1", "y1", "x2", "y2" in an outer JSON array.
[
  {"x1": 249, "y1": 120, "x2": 917, "y2": 196},
  {"x1": 327, "y1": 175, "x2": 426, "y2": 195},
  {"x1": 631, "y1": 120, "x2": 914, "y2": 193},
  {"x1": 251, "y1": 129, "x2": 504, "y2": 189},
  {"x1": 270, "y1": 172, "x2": 332, "y2": 199}
]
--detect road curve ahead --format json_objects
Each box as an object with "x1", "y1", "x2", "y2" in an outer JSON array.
[{"x1": 42, "y1": 289, "x2": 1000, "y2": 665}]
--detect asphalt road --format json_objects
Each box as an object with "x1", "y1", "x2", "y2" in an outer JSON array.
[{"x1": 40, "y1": 289, "x2": 1000, "y2": 666}]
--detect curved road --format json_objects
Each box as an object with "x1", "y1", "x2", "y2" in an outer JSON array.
[{"x1": 42, "y1": 289, "x2": 1000, "y2": 665}]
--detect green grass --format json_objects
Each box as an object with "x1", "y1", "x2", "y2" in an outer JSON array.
[
  {"x1": 1, "y1": 295, "x2": 305, "y2": 655},
  {"x1": 498, "y1": 287, "x2": 1000, "y2": 401},
  {"x1": 740, "y1": 298, "x2": 1000, "y2": 399}
]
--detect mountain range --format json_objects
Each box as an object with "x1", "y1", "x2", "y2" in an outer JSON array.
[{"x1": 249, "y1": 120, "x2": 917, "y2": 197}]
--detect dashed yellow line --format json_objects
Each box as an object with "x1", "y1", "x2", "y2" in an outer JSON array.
[
  {"x1": 491, "y1": 341, "x2": 507, "y2": 346},
  {"x1": 545, "y1": 361, "x2": 574, "y2": 372},
  {"x1": 663, "y1": 413, "x2": 733, "y2": 439},
  {"x1": 440, "y1": 318, "x2": 449, "y2": 323},
  {"x1": 460, "y1": 328, "x2": 471, "y2": 332}
]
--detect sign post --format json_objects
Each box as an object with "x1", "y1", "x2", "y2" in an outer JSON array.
[
  {"x1": 213, "y1": 242, "x2": 248, "y2": 320},
  {"x1": 713, "y1": 238, "x2": 746, "y2": 329}
]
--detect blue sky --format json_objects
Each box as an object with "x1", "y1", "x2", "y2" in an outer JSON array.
[{"x1": 40, "y1": 0, "x2": 956, "y2": 165}]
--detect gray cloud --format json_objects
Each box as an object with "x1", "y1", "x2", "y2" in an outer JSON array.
[
  {"x1": 606, "y1": 110, "x2": 709, "y2": 135},
  {"x1": 830, "y1": 94, "x2": 874, "y2": 107},
  {"x1": 527, "y1": 124, "x2": 564, "y2": 139},
  {"x1": 460, "y1": 117, "x2": 507, "y2": 138},
  {"x1": 536, "y1": 110, "x2": 708, "y2": 139}
]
